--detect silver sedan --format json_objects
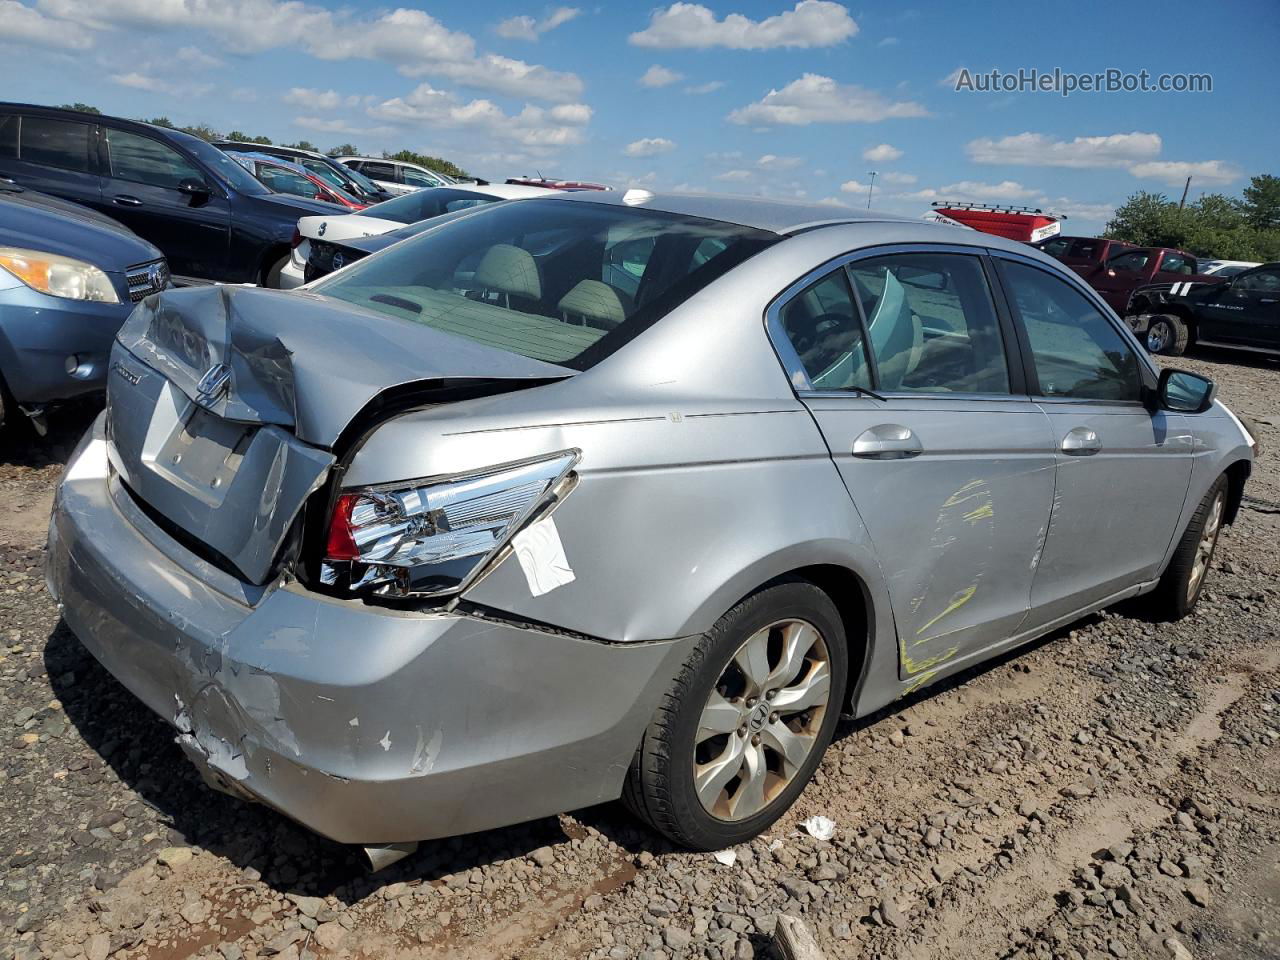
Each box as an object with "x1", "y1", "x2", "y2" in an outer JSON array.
[{"x1": 47, "y1": 191, "x2": 1254, "y2": 863}]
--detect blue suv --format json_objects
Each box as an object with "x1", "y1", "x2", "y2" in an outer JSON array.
[{"x1": 0, "y1": 104, "x2": 337, "y2": 286}]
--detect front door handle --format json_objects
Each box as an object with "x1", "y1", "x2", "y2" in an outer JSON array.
[
  {"x1": 112, "y1": 194, "x2": 143, "y2": 207},
  {"x1": 1061, "y1": 426, "x2": 1101, "y2": 456},
  {"x1": 852, "y1": 424, "x2": 923, "y2": 460}
]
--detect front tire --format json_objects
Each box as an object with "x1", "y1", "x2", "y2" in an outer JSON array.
[
  {"x1": 623, "y1": 581, "x2": 848, "y2": 849},
  {"x1": 1144, "y1": 313, "x2": 1190, "y2": 356},
  {"x1": 263, "y1": 255, "x2": 289, "y2": 289},
  {"x1": 1146, "y1": 476, "x2": 1227, "y2": 621}
]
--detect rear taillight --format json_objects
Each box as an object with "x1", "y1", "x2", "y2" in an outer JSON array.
[
  {"x1": 320, "y1": 451, "x2": 578, "y2": 598},
  {"x1": 290, "y1": 228, "x2": 302, "y2": 250}
]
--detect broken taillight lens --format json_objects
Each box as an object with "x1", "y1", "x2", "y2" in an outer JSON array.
[{"x1": 321, "y1": 450, "x2": 578, "y2": 597}]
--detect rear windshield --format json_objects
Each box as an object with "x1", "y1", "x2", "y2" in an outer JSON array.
[
  {"x1": 361, "y1": 188, "x2": 502, "y2": 225},
  {"x1": 313, "y1": 199, "x2": 778, "y2": 370}
]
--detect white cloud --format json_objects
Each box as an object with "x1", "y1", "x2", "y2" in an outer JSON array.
[
  {"x1": 685, "y1": 80, "x2": 725, "y2": 94},
  {"x1": 34, "y1": 0, "x2": 583, "y2": 101},
  {"x1": 895, "y1": 180, "x2": 1041, "y2": 203},
  {"x1": 839, "y1": 180, "x2": 872, "y2": 195},
  {"x1": 1128, "y1": 160, "x2": 1241, "y2": 186},
  {"x1": 817, "y1": 195, "x2": 852, "y2": 207},
  {"x1": 757, "y1": 154, "x2": 802, "y2": 170},
  {"x1": 640, "y1": 65, "x2": 682, "y2": 88},
  {"x1": 370, "y1": 83, "x2": 593, "y2": 155},
  {"x1": 1047, "y1": 198, "x2": 1115, "y2": 223},
  {"x1": 175, "y1": 44, "x2": 222, "y2": 68},
  {"x1": 729, "y1": 74, "x2": 927, "y2": 126},
  {"x1": 283, "y1": 87, "x2": 368, "y2": 111},
  {"x1": 863, "y1": 143, "x2": 902, "y2": 163},
  {"x1": 109, "y1": 71, "x2": 211, "y2": 97},
  {"x1": 940, "y1": 66, "x2": 965, "y2": 87},
  {"x1": 624, "y1": 137, "x2": 676, "y2": 157},
  {"x1": 0, "y1": 0, "x2": 93, "y2": 49},
  {"x1": 293, "y1": 116, "x2": 393, "y2": 136},
  {"x1": 880, "y1": 171, "x2": 917, "y2": 185},
  {"x1": 966, "y1": 131, "x2": 1162, "y2": 168},
  {"x1": 877, "y1": 36, "x2": 898, "y2": 47},
  {"x1": 630, "y1": 1, "x2": 857, "y2": 50},
  {"x1": 495, "y1": 6, "x2": 580, "y2": 41},
  {"x1": 714, "y1": 169, "x2": 753, "y2": 182}
]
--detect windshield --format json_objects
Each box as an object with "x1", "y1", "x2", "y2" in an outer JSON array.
[
  {"x1": 186, "y1": 139, "x2": 270, "y2": 195},
  {"x1": 361, "y1": 188, "x2": 501, "y2": 224},
  {"x1": 314, "y1": 199, "x2": 778, "y2": 371}
]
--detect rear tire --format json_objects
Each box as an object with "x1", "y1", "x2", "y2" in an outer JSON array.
[
  {"x1": 1145, "y1": 476, "x2": 1227, "y2": 621},
  {"x1": 623, "y1": 580, "x2": 848, "y2": 850},
  {"x1": 1144, "y1": 314, "x2": 1189, "y2": 356}
]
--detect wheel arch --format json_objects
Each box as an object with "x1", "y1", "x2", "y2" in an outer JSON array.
[
  {"x1": 1223, "y1": 458, "x2": 1252, "y2": 525},
  {"x1": 259, "y1": 243, "x2": 292, "y2": 286}
]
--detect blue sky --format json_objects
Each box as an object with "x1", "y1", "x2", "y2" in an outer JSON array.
[{"x1": 2, "y1": 0, "x2": 1276, "y2": 233}]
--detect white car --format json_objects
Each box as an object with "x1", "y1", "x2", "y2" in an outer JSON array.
[
  {"x1": 277, "y1": 183, "x2": 552, "y2": 289},
  {"x1": 334, "y1": 157, "x2": 455, "y2": 197},
  {"x1": 1199, "y1": 259, "x2": 1262, "y2": 278}
]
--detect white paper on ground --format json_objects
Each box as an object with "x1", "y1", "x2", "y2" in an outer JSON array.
[
  {"x1": 712, "y1": 849, "x2": 737, "y2": 866},
  {"x1": 512, "y1": 516, "x2": 576, "y2": 597},
  {"x1": 800, "y1": 815, "x2": 836, "y2": 840}
]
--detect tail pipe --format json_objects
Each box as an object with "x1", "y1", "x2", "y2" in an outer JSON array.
[{"x1": 361, "y1": 841, "x2": 419, "y2": 872}]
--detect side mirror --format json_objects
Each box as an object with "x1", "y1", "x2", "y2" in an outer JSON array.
[
  {"x1": 177, "y1": 177, "x2": 211, "y2": 197},
  {"x1": 1157, "y1": 368, "x2": 1216, "y2": 414}
]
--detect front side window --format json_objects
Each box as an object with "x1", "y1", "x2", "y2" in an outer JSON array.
[
  {"x1": 1001, "y1": 260, "x2": 1142, "y2": 402},
  {"x1": 1160, "y1": 252, "x2": 1195, "y2": 275},
  {"x1": 314, "y1": 199, "x2": 778, "y2": 370},
  {"x1": 847, "y1": 253, "x2": 1010, "y2": 394},
  {"x1": 777, "y1": 269, "x2": 871, "y2": 391},
  {"x1": 258, "y1": 165, "x2": 317, "y2": 197},
  {"x1": 106, "y1": 129, "x2": 202, "y2": 189},
  {"x1": 1106, "y1": 249, "x2": 1150, "y2": 274},
  {"x1": 1235, "y1": 267, "x2": 1280, "y2": 292},
  {"x1": 0, "y1": 114, "x2": 17, "y2": 158},
  {"x1": 19, "y1": 116, "x2": 92, "y2": 172},
  {"x1": 402, "y1": 167, "x2": 443, "y2": 188}
]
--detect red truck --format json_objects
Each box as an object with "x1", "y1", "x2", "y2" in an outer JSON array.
[{"x1": 1038, "y1": 236, "x2": 1224, "y2": 315}]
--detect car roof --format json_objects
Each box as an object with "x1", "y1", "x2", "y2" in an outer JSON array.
[
  {"x1": 0, "y1": 102, "x2": 217, "y2": 149},
  {"x1": 216, "y1": 141, "x2": 327, "y2": 159},
  {"x1": 546, "y1": 189, "x2": 929, "y2": 235},
  {"x1": 465, "y1": 183, "x2": 561, "y2": 200}
]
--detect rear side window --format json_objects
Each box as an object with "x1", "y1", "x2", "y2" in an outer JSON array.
[
  {"x1": 0, "y1": 114, "x2": 17, "y2": 159},
  {"x1": 1106, "y1": 250, "x2": 1150, "y2": 273},
  {"x1": 1000, "y1": 260, "x2": 1142, "y2": 402},
  {"x1": 258, "y1": 165, "x2": 315, "y2": 197},
  {"x1": 19, "y1": 116, "x2": 92, "y2": 172},
  {"x1": 106, "y1": 129, "x2": 202, "y2": 189},
  {"x1": 402, "y1": 167, "x2": 441, "y2": 188},
  {"x1": 847, "y1": 253, "x2": 1010, "y2": 394},
  {"x1": 361, "y1": 162, "x2": 396, "y2": 179},
  {"x1": 778, "y1": 270, "x2": 872, "y2": 391},
  {"x1": 1160, "y1": 252, "x2": 1195, "y2": 275}
]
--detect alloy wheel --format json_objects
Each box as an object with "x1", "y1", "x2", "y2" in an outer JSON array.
[
  {"x1": 1187, "y1": 490, "x2": 1225, "y2": 603},
  {"x1": 1147, "y1": 323, "x2": 1168, "y2": 353},
  {"x1": 693, "y1": 619, "x2": 831, "y2": 821}
]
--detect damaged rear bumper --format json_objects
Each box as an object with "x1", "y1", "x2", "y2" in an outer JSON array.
[{"x1": 47, "y1": 416, "x2": 694, "y2": 844}]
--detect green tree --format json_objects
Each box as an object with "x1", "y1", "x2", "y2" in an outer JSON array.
[
  {"x1": 383, "y1": 149, "x2": 469, "y2": 179},
  {"x1": 327, "y1": 143, "x2": 360, "y2": 157},
  {"x1": 1104, "y1": 192, "x2": 1189, "y2": 249},
  {"x1": 58, "y1": 103, "x2": 99, "y2": 114},
  {"x1": 283, "y1": 140, "x2": 318, "y2": 152},
  {"x1": 1242, "y1": 174, "x2": 1280, "y2": 230},
  {"x1": 227, "y1": 130, "x2": 273, "y2": 144}
]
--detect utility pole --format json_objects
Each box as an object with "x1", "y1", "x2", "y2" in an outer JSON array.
[
  {"x1": 1178, "y1": 176, "x2": 1191, "y2": 210},
  {"x1": 866, "y1": 171, "x2": 878, "y2": 209}
]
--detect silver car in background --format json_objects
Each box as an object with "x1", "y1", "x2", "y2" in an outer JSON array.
[{"x1": 47, "y1": 191, "x2": 1254, "y2": 861}]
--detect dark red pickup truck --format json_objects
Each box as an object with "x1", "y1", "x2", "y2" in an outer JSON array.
[{"x1": 1037, "y1": 236, "x2": 1224, "y2": 315}]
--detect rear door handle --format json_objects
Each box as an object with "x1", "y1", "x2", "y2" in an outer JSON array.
[
  {"x1": 112, "y1": 194, "x2": 143, "y2": 207},
  {"x1": 1061, "y1": 426, "x2": 1101, "y2": 456},
  {"x1": 852, "y1": 424, "x2": 922, "y2": 460}
]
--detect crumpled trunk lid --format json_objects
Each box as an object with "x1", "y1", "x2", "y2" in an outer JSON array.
[{"x1": 106, "y1": 285, "x2": 571, "y2": 585}]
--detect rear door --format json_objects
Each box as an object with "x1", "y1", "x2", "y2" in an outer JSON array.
[
  {"x1": 1092, "y1": 248, "x2": 1153, "y2": 313},
  {"x1": 99, "y1": 126, "x2": 231, "y2": 281},
  {"x1": 993, "y1": 254, "x2": 1193, "y2": 628},
  {"x1": 772, "y1": 246, "x2": 1057, "y2": 681},
  {"x1": 0, "y1": 113, "x2": 103, "y2": 208}
]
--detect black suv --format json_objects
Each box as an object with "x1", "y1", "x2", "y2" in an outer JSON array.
[
  {"x1": 214, "y1": 141, "x2": 393, "y2": 205},
  {"x1": 0, "y1": 104, "x2": 338, "y2": 286}
]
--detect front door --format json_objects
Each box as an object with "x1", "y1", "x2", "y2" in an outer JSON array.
[
  {"x1": 770, "y1": 249, "x2": 1057, "y2": 684},
  {"x1": 1197, "y1": 266, "x2": 1280, "y2": 349},
  {"x1": 98, "y1": 127, "x2": 230, "y2": 280},
  {"x1": 994, "y1": 256, "x2": 1194, "y2": 627},
  {"x1": 1092, "y1": 247, "x2": 1154, "y2": 313}
]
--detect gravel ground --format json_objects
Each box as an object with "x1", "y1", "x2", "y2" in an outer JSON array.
[{"x1": 1, "y1": 347, "x2": 1278, "y2": 960}]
